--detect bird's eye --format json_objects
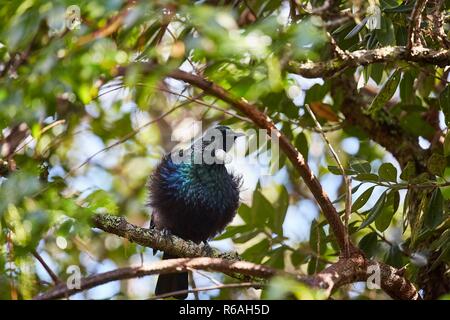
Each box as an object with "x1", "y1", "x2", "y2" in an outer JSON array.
[{"x1": 210, "y1": 136, "x2": 215, "y2": 141}]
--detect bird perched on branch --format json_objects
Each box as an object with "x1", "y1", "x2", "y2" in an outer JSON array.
[{"x1": 148, "y1": 125, "x2": 243, "y2": 299}]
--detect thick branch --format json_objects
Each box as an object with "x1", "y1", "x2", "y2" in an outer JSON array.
[
  {"x1": 377, "y1": 261, "x2": 420, "y2": 300},
  {"x1": 288, "y1": 46, "x2": 450, "y2": 78},
  {"x1": 92, "y1": 214, "x2": 238, "y2": 260}
]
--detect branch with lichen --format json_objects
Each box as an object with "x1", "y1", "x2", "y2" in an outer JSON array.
[
  {"x1": 92, "y1": 214, "x2": 238, "y2": 260},
  {"x1": 287, "y1": 46, "x2": 450, "y2": 79}
]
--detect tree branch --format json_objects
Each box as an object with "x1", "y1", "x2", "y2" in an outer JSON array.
[
  {"x1": 310, "y1": 0, "x2": 336, "y2": 16},
  {"x1": 430, "y1": 0, "x2": 450, "y2": 48},
  {"x1": 31, "y1": 250, "x2": 61, "y2": 285},
  {"x1": 407, "y1": 0, "x2": 428, "y2": 50},
  {"x1": 33, "y1": 239, "x2": 419, "y2": 300},
  {"x1": 288, "y1": 46, "x2": 450, "y2": 78},
  {"x1": 92, "y1": 214, "x2": 237, "y2": 260},
  {"x1": 33, "y1": 257, "x2": 275, "y2": 300},
  {"x1": 86, "y1": 214, "x2": 419, "y2": 300}
]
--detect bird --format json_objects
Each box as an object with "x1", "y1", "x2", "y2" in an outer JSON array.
[{"x1": 148, "y1": 125, "x2": 243, "y2": 299}]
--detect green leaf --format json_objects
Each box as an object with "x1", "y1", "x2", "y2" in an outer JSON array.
[
  {"x1": 265, "y1": 247, "x2": 285, "y2": 269},
  {"x1": 291, "y1": 250, "x2": 308, "y2": 266},
  {"x1": 295, "y1": 132, "x2": 309, "y2": 161},
  {"x1": 358, "y1": 191, "x2": 387, "y2": 230},
  {"x1": 371, "y1": 63, "x2": 384, "y2": 84},
  {"x1": 334, "y1": 183, "x2": 363, "y2": 204},
  {"x1": 375, "y1": 16, "x2": 395, "y2": 46},
  {"x1": 378, "y1": 163, "x2": 397, "y2": 182},
  {"x1": 350, "y1": 159, "x2": 371, "y2": 174},
  {"x1": 252, "y1": 190, "x2": 275, "y2": 228},
  {"x1": 399, "y1": 112, "x2": 436, "y2": 138},
  {"x1": 367, "y1": 69, "x2": 401, "y2": 115},
  {"x1": 400, "y1": 161, "x2": 416, "y2": 181},
  {"x1": 430, "y1": 246, "x2": 450, "y2": 271},
  {"x1": 304, "y1": 82, "x2": 330, "y2": 105},
  {"x1": 354, "y1": 173, "x2": 379, "y2": 182},
  {"x1": 429, "y1": 229, "x2": 449, "y2": 251},
  {"x1": 375, "y1": 190, "x2": 399, "y2": 232},
  {"x1": 327, "y1": 165, "x2": 356, "y2": 175},
  {"x1": 56, "y1": 219, "x2": 75, "y2": 237},
  {"x1": 263, "y1": 276, "x2": 327, "y2": 300},
  {"x1": 400, "y1": 72, "x2": 415, "y2": 104},
  {"x1": 238, "y1": 203, "x2": 252, "y2": 224},
  {"x1": 424, "y1": 188, "x2": 444, "y2": 229},
  {"x1": 84, "y1": 190, "x2": 118, "y2": 215},
  {"x1": 309, "y1": 219, "x2": 327, "y2": 255},
  {"x1": 444, "y1": 132, "x2": 450, "y2": 157},
  {"x1": 272, "y1": 185, "x2": 289, "y2": 235},
  {"x1": 0, "y1": 172, "x2": 40, "y2": 216},
  {"x1": 332, "y1": 20, "x2": 354, "y2": 35},
  {"x1": 427, "y1": 153, "x2": 447, "y2": 176},
  {"x1": 359, "y1": 232, "x2": 378, "y2": 257},
  {"x1": 344, "y1": 17, "x2": 368, "y2": 39},
  {"x1": 241, "y1": 238, "x2": 270, "y2": 263},
  {"x1": 352, "y1": 186, "x2": 375, "y2": 212},
  {"x1": 439, "y1": 85, "x2": 450, "y2": 126},
  {"x1": 214, "y1": 224, "x2": 251, "y2": 240},
  {"x1": 233, "y1": 230, "x2": 260, "y2": 244}
]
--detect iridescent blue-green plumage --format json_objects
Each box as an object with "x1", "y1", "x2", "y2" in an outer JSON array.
[
  {"x1": 149, "y1": 154, "x2": 241, "y2": 242},
  {"x1": 148, "y1": 125, "x2": 242, "y2": 298}
]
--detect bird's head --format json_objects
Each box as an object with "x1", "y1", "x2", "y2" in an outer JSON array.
[
  {"x1": 180, "y1": 125, "x2": 244, "y2": 165},
  {"x1": 201, "y1": 125, "x2": 244, "y2": 153}
]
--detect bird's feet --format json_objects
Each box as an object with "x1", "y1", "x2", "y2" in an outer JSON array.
[
  {"x1": 201, "y1": 241, "x2": 214, "y2": 256},
  {"x1": 160, "y1": 228, "x2": 173, "y2": 237},
  {"x1": 161, "y1": 228, "x2": 175, "y2": 247}
]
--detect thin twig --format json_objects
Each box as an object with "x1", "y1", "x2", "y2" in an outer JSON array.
[
  {"x1": 31, "y1": 250, "x2": 61, "y2": 284},
  {"x1": 188, "y1": 271, "x2": 200, "y2": 300},
  {"x1": 188, "y1": 268, "x2": 223, "y2": 286},
  {"x1": 304, "y1": 103, "x2": 352, "y2": 258}
]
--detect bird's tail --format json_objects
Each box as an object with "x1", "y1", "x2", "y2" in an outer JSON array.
[{"x1": 155, "y1": 252, "x2": 188, "y2": 299}]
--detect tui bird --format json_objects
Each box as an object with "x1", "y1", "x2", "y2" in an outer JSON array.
[{"x1": 148, "y1": 125, "x2": 243, "y2": 299}]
